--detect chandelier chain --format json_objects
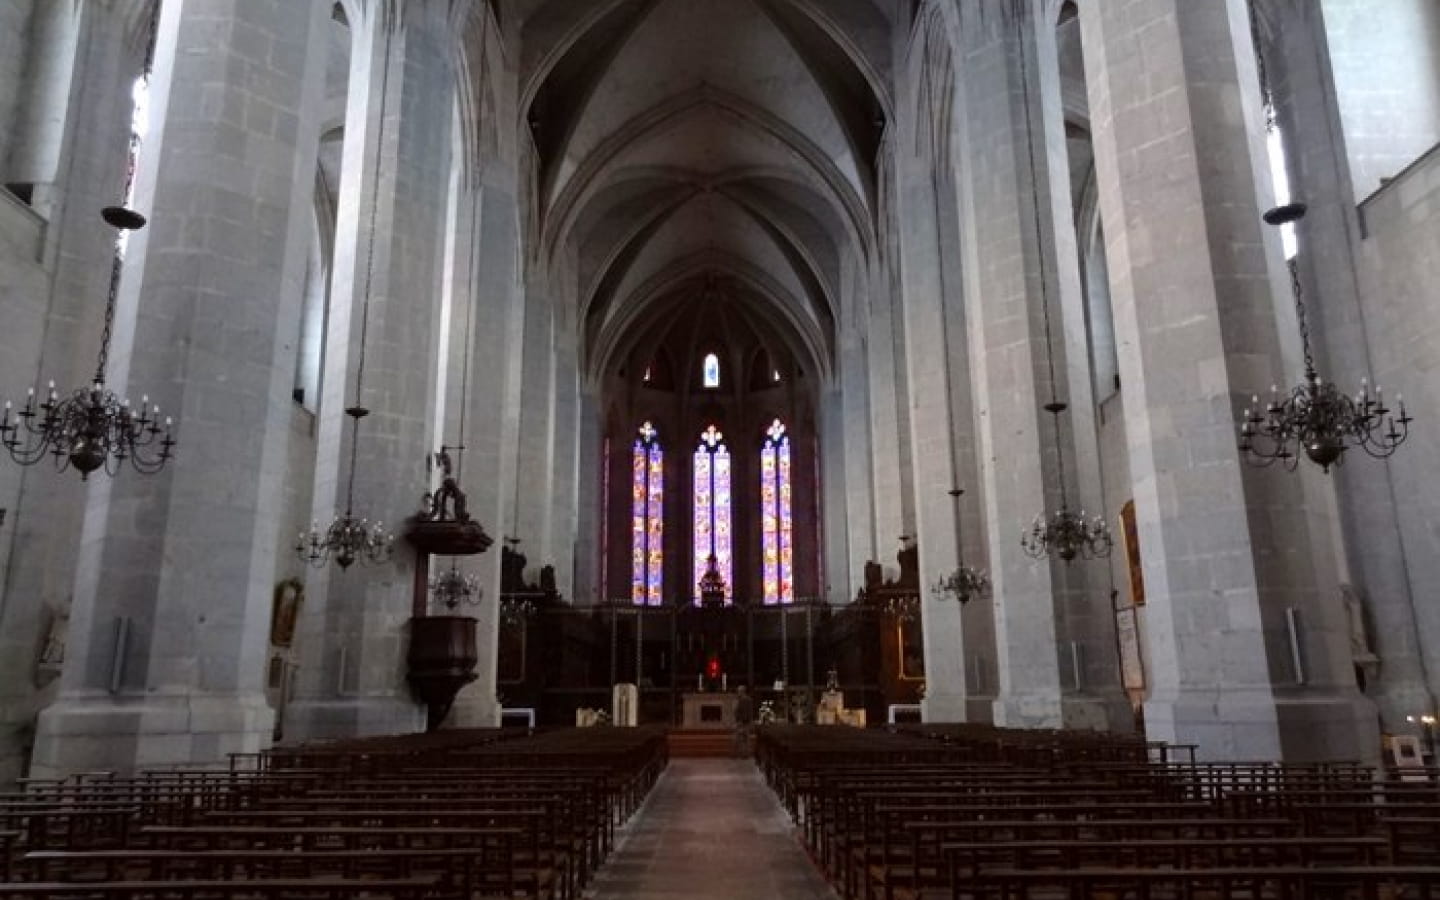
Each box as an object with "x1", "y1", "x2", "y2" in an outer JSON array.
[
  {"x1": 94, "y1": 254, "x2": 121, "y2": 385},
  {"x1": 1016, "y1": 8, "x2": 1069, "y2": 508},
  {"x1": 344, "y1": 25, "x2": 394, "y2": 515},
  {"x1": 1012, "y1": 7, "x2": 1111, "y2": 564},
  {"x1": 1287, "y1": 257, "x2": 1316, "y2": 377},
  {"x1": 454, "y1": 185, "x2": 480, "y2": 483},
  {"x1": 1246, "y1": 0, "x2": 1278, "y2": 132}
]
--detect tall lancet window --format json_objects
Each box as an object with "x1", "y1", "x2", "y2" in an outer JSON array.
[
  {"x1": 760, "y1": 419, "x2": 794, "y2": 605},
  {"x1": 702, "y1": 353, "x2": 721, "y2": 389},
  {"x1": 631, "y1": 422, "x2": 664, "y2": 606},
  {"x1": 693, "y1": 425, "x2": 732, "y2": 602},
  {"x1": 119, "y1": 5, "x2": 159, "y2": 257}
]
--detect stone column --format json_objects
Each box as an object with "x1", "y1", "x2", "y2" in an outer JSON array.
[
  {"x1": 511, "y1": 281, "x2": 556, "y2": 580},
  {"x1": 547, "y1": 313, "x2": 580, "y2": 600},
  {"x1": 819, "y1": 385, "x2": 851, "y2": 604},
  {"x1": 572, "y1": 389, "x2": 604, "y2": 604},
  {"x1": 947, "y1": 2, "x2": 1068, "y2": 729},
  {"x1": 1079, "y1": 0, "x2": 1376, "y2": 761},
  {"x1": 1031, "y1": 1, "x2": 1130, "y2": 730},
  {"x1": 894, "y1": 65, "x2": 968, "y2": 722},
  {"x1": 0, "y1": 2, "x2": 141, "y2": 786},
  {"x1": 32, "y1": 0, "x2": 332, "y2": 775},
  {"x1": 286, "y1": 3, "x2": 455, "y2": 741},
  {"x1": 1262, "y1": 0, "x2": 1437, "y2": 728},
  {"x1": 445, "y1": 171, "x2": 523, "y2": 728},
  {"x1": 838, "y1": 320, "x2": 874, "y2": 604},
  {"x1": 864, "y1": 252, "x2": 907, "y2": 565}
]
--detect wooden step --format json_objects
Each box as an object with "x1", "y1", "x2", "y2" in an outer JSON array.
[{"x1": 667, "y1": 729, "x2": 746, "y2": 758}]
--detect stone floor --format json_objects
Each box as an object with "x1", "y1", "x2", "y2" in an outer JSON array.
[{"x1": 587, "y1": 757, "x2": 838, "y2": 899}]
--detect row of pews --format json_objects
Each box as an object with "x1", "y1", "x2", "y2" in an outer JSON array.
[
  {"x1": 757, "y1": 724, "x2": 1440, "y2": 899},
  {"x1": 0, "y1": 726, "x2": 667, "y2": 898}
]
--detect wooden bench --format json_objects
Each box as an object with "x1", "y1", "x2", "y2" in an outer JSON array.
[
  {"x1": 24, "y1": 846, "x2": 522, "y2": 898},
  {"x1": 0, "y1": 874, "x2": 441, "y2": 899},
  {"x1": 948, "y1": 865, "x2": 1440, "y2": 900}
]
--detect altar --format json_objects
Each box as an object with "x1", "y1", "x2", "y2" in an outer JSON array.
[{"x1": 681, "y1": 692, "x2": 740, "y2": 729}]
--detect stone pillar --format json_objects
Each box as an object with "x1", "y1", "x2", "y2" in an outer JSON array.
[
  {"x1": 445, "y1": 172, "x2": 523, "y2": 729},
  {"x1": 894, "y1": 65, "x2": 968, "y2": 723},
  {"x1": 1031, "y1": 1, "x2": 1130, "y2": 730},
  {"x1": 819, "y1": 385, "x2": 850, "y2": 605},
  {"x1": 547, "y1": 313, "x2": 580, "y2": 600},
  {"x1": 511, "y1": 281, "x2": 555, "y2": 579},
  {"x1": 572, "y1": 389, "x2": 604, "y2": 604},
  {"x1": 286, "y1": 3, "x2": 455, "y2": 741},
  {"x1": 1263, "y1": 0, "x2": 1437, "y2": 729},
  {"x1": 947, "y1": 2, "x2": 1068, "y2": 729},
  {"x1": 1079, "y1": 0, "x2": 1376, "y2": 761},
  {"x1": 32, "y1": 0, "x2": 332, "y2": 775},
  {"x1": 865, "y1": 252, "x2": 907, "y2": 566},
  {"x1": 5, "y1": 0, "x2": 83, "y2": 221},
  {"x1": 838, "y1": 319, "x2": 874, "y2": 604},
  {"x1": 0, "y1": 2, "x2": 141, "y2": 786}
]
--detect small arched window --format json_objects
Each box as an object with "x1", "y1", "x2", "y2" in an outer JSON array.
[{"x1": 702, "y1": 352, "x2": 720, "y2": 389}]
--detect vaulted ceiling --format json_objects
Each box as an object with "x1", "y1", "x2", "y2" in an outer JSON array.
[{"x1": 516, "y1": 0, "x2": 897, "y2": 384}]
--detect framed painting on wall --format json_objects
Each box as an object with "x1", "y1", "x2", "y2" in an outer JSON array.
[{"x1": 1119, "y1": 500, "x2": 1145, "y2": 607}]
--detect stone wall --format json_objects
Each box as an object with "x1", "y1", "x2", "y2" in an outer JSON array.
[
  {"x1": 0, "y1": 190, "x2": 54, "y2": 787},
  {"x1": 1355, "y1": 145, "x2": 1440, "y2": 706},
  {"x1": 1321, "y1": 0, "x2": 1440, "y2": 203}
]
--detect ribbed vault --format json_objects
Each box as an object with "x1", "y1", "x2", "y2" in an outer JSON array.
[{"x1": 516, "y1": 0, "x2": 895, "y2": 386}]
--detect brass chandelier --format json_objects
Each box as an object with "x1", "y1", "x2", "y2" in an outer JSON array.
[
  {"x1": 430, "y1": 562, "x2": 482, "y2": 610},
  {"x1": 934, "y1": 488, "x2": 990, "y2": 604},
  {"x1": 1238, "y1": 205, "x2": 1411, "y2": 472},
  {"x1": 1, "y1": 208, "x2": 176, "y2": 479}
]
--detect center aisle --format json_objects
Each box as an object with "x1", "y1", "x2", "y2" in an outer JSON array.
[{"x1": 587, "y1": 758, "x2": 838, "y2": 900}]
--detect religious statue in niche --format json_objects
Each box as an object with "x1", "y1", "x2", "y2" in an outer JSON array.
[
  {"x1": 270, "y1": 578, "x2": 304, "y2": 648},
  {"x1": 33, "y1": 606, "x2": 67, "y2": 687},
  {"x1": 1341, "y1": 583, "x2": 1379, "y2": 690}
]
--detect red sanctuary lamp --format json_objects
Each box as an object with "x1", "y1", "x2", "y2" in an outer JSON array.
[{"x1": 699, "y1": 652, "x2": 728, "y2": 693}]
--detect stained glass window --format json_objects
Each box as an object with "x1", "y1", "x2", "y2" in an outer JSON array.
[
  {"x1": 761, "y1": 419, "x2": 794, "y2": 605},
  {"x1": 631, "y1": 422, "x2": 664, "y2": 606},
  {"x1": 693, "y1": 425, "x2": 732, "y2": 603},
  {"x1": 703, "y1": 353, "x2": 720, "y2": 388}
]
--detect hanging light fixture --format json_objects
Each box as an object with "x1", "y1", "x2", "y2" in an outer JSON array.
[
  {"x1": 1012, "y1": 18, "x2": 1112, "y2": 565},
  {"x1": 500, "y1": 596, "x2": 537, "y2": 627},
  {"x1": 430, "y1": 562, "x2": 482, "y2": 611},
  {"x1": 1233, "y1": 7, "x2": 1412, "y2": 473},
  {"x1": 1238, "y1": 206, "x2": 1411, "y2": 472},
  {"x1": 0, "y1": 208, "x2": 177, "y2": 480},
  {"x1": 296, "y1": 30, "x2": 396, "y2": 570},
  {"x1": 935, "y1": 488, "x2": 990, "y2": 603}
]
